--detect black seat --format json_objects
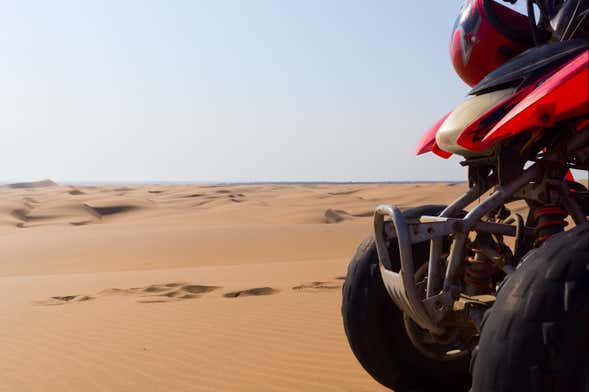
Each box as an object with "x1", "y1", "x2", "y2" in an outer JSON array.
[{"x1": 469, "y1": 38, "x2": 589, "y2": 96}]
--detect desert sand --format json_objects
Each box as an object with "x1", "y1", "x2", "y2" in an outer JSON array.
[{"x1": 1, "y1": 179, "x2": 574, "y2": 391}]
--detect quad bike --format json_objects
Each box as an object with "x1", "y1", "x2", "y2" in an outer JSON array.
[{"x1": 341, "y1": 1, "x2": 589, "y2": 391}]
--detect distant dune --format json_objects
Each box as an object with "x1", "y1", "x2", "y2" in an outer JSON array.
[{"x1": 3, "y1": 179, "x2": 57, "y2": 189}]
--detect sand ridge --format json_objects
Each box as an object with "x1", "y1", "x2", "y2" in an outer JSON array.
[{"x1": 0, "y1": 181, "x2": 473, "y2": 231}]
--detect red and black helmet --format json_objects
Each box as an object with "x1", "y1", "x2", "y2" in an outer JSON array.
[{"x1": 450, "y1": 0, "x2": 534, "y2": 86}]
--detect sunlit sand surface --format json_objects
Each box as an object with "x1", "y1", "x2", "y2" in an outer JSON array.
[{"x1": 3, "y1": 179, "x2": 583, "y2": 391}]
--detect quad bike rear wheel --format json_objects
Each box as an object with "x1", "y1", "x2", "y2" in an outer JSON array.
[
  {"x1": 470, "y1": 223, "x2": 589, "y2": 392},
  {"x1": 341, "y1": 205, "x2": 472, "y2": 392}
]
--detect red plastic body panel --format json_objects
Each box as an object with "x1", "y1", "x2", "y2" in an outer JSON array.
[
  {"x1": 480, "y1": 50, "x2": 589, "y2": 148},
  {"x1": 415, "y1": 113, "x2": 451, "y2": 155},
  {"x1": 456, "y1": 84, "x2": 536, "y2": 150},
  {"x1": 416, "y1": 51, "x2": 588, "y2": 159},
  {"x1": 454, "y1": 50, "x2": 588, "y2": 151},
  {"x1": 432, "y1": 143, "x2": 452, "y2": 159}
]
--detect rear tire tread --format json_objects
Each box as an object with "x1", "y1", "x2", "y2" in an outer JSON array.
[{"x1": 471, "y1": 224, "x2": 589, "y2": 392}]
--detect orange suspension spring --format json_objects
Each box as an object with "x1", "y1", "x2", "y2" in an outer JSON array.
[
  {"x1": 464, "y1": 248, "x2": 495, "y2": 295},
  {"x1": 534, "y1": 206, "x2": 569, "y2": 246}
]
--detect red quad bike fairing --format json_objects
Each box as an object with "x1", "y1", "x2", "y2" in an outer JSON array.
[
  {"x1": 417, "y1": 48, "x2": 589, "y2": 157},
  {"x1": 343, "y1": 1, "x2": 589, "y2": 392},
  {"x1": 475, "y1": 50, "x2": 589, "y2": 149}
]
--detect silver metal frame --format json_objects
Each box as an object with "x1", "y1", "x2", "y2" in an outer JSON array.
[
  {"x1": 373, "y1": 163, "x2": 548, "y2": 334},
  {"x1": 374, "y1": 206, "x2": 445, "y2": 334}
]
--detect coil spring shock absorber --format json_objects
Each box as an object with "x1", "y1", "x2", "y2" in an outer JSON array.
[
  {"x1": 464, "y1": 248, "x2": 495, "y2": 296},
  {"x1": 534, "y1": 205, "x2": 569, "y2": 246}
]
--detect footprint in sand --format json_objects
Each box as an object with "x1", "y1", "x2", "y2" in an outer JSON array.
[
  {"x1": 292, "y1": 281, "x2": 341, "y2": 292},
  {"x1": 35, "y1": 295, "x2": 94, "y2": 306},
  {"x1": 121, "y1": 283, "x2": 220, "y2": 304},
  {"x1": 69, "y1": 220, "x2": 93, "y2": 226},
  {"x1": 223, "y1": 287, "x2": 278, "y2": 298}
]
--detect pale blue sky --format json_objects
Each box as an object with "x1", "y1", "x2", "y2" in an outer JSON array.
[{"x1": 1, "y1": 1, "x2": 528, "y2": 183}]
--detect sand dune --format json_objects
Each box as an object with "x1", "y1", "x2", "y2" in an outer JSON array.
[
  {"x1": 2, "y1": 179, "x2": 58, "y2": 189},
  {"x1": 2, "y1": 180, "x2": 584, "y2": 391}
]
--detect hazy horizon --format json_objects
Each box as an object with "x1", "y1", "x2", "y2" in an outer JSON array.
[
  {"x1": 2, "y1": 1, "x2": 530, "y2": 184},
  {"x1": 1, "y1": 178, "x2": 468, "y2": 186}
]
